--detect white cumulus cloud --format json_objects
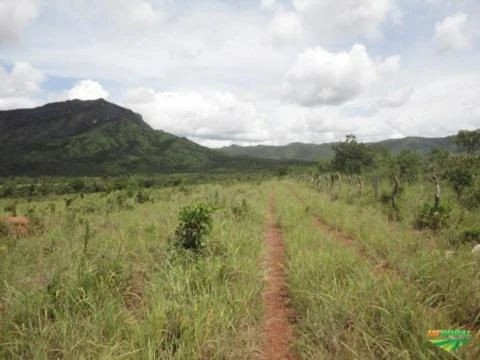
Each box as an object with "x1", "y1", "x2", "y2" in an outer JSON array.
[
  {"x1": 0, "y1": 0, "x2": 39, "y2": 44},
  {"x1": 261, "y1": 0, "x2": 277, "y2": 9},
  {"x1": 379, "y1": 87, "x2": 414, "y2": 108},
  {"x1": 0, "y1": 62, "x2": 45, "y2": 109},
  {"x1": 61, "y1": 80, "x2": 109, "y2": 101},
  {"x1": 0, "y1": 62, "x2": 45, "y2": 97},
  {"x1": 124, "y1": 87, "x2": 156, "y2": 104},
  {"x1": 434, "y1": 13, "x2": 472, "y2": 52},
  {"x1": 285, "y1": 44, "x2": 400, "y2": 106},
  {"x1": 292, "y1": 0, "x2": 401, "y2": 41},
  {"x1": 124, "y1": 90, "x2": 270, "y2": 144},
  {"x1": 270, "y1": 11, "x2": 303, "y2": 43},
  {"x1": 381, "y1": 73, "x2": 480, "y2": 137}
]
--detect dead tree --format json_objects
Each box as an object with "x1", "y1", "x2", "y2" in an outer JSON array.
[
  {"x1": 391, "y1": 176, "x2": 400, "y2": 220},
  {"x1": 433, "y1": 174, "x2": 440, "y2": 209},
  {"x1": 358, "y1": 176, "x2": 364, "y2": 195},
  {"x1": 337, "y1": 173, "x2": 342, "y2": 191},
  {"x1": 373, "y1": 176, "x2": 379, "y2": 201}
]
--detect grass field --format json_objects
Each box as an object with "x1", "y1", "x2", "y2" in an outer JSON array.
[
  {"x1": 0, "y1": 178, "x2": 479, "y2": 359},
  {"x1": 0, "y1": 182, "x2": 267, "y2": 359},
  {"x1": 279, "y1": 179, "x2": 479, "y2": 359}
]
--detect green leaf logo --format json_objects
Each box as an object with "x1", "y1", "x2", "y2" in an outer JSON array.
[
  {"x1": 429, "y1": 338, "x2": 471, "y2": 353},
  {"x1": 428, "y1": 330, "x2": 473, "y2": 353}
]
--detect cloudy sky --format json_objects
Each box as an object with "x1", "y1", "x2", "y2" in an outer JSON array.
[{"x1": 0, "y1": 0, "x2": 479, "y2": 147}]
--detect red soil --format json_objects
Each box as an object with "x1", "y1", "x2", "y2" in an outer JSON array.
[
  {"x1": 289, "y1": 188, "x2": 395, "y2": 278},
  {"x1": 0, "y1": 216, "x2": 30, "y2": 236},
  {"x1": 261, "y1": 192, "x2": 296, "y2": 360}
]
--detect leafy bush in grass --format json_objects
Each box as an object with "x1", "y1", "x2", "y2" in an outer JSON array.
[
  {"x1": 414, "y1": 203, "x2": 452, "y2": 230},
  {"x1": 4, "y1": 202, "x2": 17, "y2": 216},
  {"x1": 460, "y1": 184, "x2": 480, "y2": 210},
  {"x1": 461, "y1": 229, "x2": 480, "y2": 244},
  {"x1": 0, "y1": 220, "x2": 8, "y2": 237},
  {"x1": 174, "y1": 203, "x2": 213, "y2": 252},
  {"x1": 135, "y1": 190, "x2": 152, "y2": 204},
  {"x1": 227, "y1": 199, "x2": 249, "y2": 220}
]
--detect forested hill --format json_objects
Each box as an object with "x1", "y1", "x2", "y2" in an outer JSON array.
[
  {"x1": 0, "y1": 99, "x2": 307, "y2": 176},
  {"x1": 220, "y1": 136, "x2": 458, "y2": 162}
]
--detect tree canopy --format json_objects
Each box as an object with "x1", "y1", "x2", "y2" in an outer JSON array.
[
  {"x1": 455, "y1": 130, "x2": 480, "y2": 154},
  {"x1": 331, "y1": 134, "x2": 374, "y2": 174}
]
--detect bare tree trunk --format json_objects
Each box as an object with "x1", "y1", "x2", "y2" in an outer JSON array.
[
  {"x1": 433, "y1": 175, "x2": 440, "y2": 209},
  {"x1": 373, "y1": 176, "x2": 379, "y2": 201},
  {"x1": 391, "y1": 176, "x2": 400, "y2": 220},
  {"x1": 358, "y1": 176, "x2": 364, "y2": 195}
]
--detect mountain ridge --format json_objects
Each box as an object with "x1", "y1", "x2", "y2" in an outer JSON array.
[
  {"x1": 0, "y1": 99, "x2": 307, "y2": 176},
  {"x1": 219, "y1": 135, "x2": 459, "y2": 162}
]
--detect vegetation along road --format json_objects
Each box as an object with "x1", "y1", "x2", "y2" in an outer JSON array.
[{"x1": 0, "y1": 175, "x2": 479, "y2": 359}]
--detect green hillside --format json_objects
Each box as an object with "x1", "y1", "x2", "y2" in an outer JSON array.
[
  {"x1": 0, "y1": 99, "x2": 307, "y2": 176},
  {"x1": 220, "y1": 136, "x2": 459, "y2": 162}
]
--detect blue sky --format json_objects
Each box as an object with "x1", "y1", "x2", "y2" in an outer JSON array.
[{"x1": 0, "y1": 0, "x2": 479, "y2": 147}]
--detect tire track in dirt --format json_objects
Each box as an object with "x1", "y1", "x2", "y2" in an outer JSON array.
[
  {"x1": 287, "y1": 186, "x2": 480, "y2": 352},
  {"x1": 260, "y1": 191, "x2": 296, "y2": 360},
  {"x1": 288, "y1": 187, "x2": 397, "y2": 279}
]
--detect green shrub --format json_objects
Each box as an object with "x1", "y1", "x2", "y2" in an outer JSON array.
[
  {"x1": 174, "y1": 203, "x2": 213, "y2": 252},
  {"x1": 460, "y1": 184, "x2": 480, "y2": 209},
  {"x1": 0, "y1": 220, "x2": 8, "y2": 237},
  {"x1": 70, "y1": 179, "x2": 85, "y2": 192},
  {"x1": 64, "y1": 197, "x2": 74, "y2": 208},
  {"x1": 4, "y1": 202, "x2": 17, "y2": 216},
  {"x1": 461, "y1": 229, "x2": 480, "y2": 244},
  {"x1": 414, "y1": 203, "x2": 452, "y2": 230},
  {"x1": 48, "y1": 203, "x2": 56, "y2": 214},
  {"x1": 380, "y1": 191, "x2": 391, "y2": 205},
  {"x1": 135, "y1": 190, "x2": 152, "y2": 204},
  {"x1": 228, "y1": 199, "x2": 249, "y2": 220}
]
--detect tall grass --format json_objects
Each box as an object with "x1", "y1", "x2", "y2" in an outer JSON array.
[
  {"x1": 281, "y1": 179, "x2": 479, "y2": 358},
  {"x1": 0, "y1": 182, "x2": 267, "y2": 359}
]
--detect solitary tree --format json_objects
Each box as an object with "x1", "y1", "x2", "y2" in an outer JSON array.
[
  {"x1": 428, "y1": 147, "x2": 450, "y2": 174},
  {"x1": 455, "y1": 130, "x2": 480, "y2": 154},
  {"x1": 331, "y1": 134, "x2": 374, "y2": 174},
  {"x1": 396, "y1": 149, "x2": 422, "y2": 183}
]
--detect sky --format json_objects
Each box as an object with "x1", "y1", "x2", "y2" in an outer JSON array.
[{"x1": 0, "y1": 0, "x2": 479, "y2": 147}]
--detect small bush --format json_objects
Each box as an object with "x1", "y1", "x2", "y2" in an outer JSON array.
[
  {"x1": 380, "y1": 191, "x2": 391, "y2": 205},
  {"x1": 4, "y1": 202, "x2": 17, "y2": 216},
  {"x1": 414, "y1": 203, "x2": 452, "y2": 230},
  {"x1": 174, "y1": 203, "x2": 213, "y2": 252},
  {"x1": 0, "y1": 220, "x2": 8, "y2": 237},
  {"x1": 461, "y1": 229, "x2": 480, "y2": 244},
  {"x1": 64, "y1": 197, "x2": 74, "y2": 208},
  {"x1": 460, "y1": 185, "x2": 480, "y2": 210},
  {"x1": 135, "y1": 190, "x2": 152, "y2": 204},
  {"x1": 48, "y1": 203, "x2": 56, "y2": 214},
  {"x1": 228, "y1": 199, "x2": 249, "y2": 220}
]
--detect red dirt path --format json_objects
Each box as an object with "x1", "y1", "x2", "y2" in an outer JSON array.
[{"x1": 260, "y1": 192, "x2": 296, "y2": 360}]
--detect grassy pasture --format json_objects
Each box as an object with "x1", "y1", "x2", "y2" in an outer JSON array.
[
  {"x1": 281, "y1": 178, "x2": 479, "y2": 359},
  {"x1": 0, "y1": 182, "x2": 267, "y2": 359},
  {"x1": 0, "y1": 178, "x2": 479, "y2": 359}
]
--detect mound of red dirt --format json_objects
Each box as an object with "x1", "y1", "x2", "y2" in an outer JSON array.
[{"x1": 0, "y1": 216, "x2": 30, "y2": 236}]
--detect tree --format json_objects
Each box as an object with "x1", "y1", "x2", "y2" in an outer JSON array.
[
  {"x1": 370, "y1": 144, "x2": 395, "y2": 177},
  {"x1": 1, "y1": 180, "x2": 16, "y2": 198},
  {"x1": 455, "y1": 130, "x2": 480, "y2": 154},
  {"x1": 428, "y1": 147, "x2": 450, "y2": 174},
  {"x1": 70, "y1": 179, "x2": 85, "y2": 192},
  {"x1": 444, "y1": 154, "x2": 477, "y2": 200},
  {"x1": 331, "y1": 134, "x2": 374, "y2": 174},
  {"x1": 317, "y1": 160, "x2": 331, "y2": 173},
  {"x1": 396, "y1": 149, "x2": 422, "y2": 183}
]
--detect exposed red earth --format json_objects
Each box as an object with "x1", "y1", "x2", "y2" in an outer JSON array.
[{"x1": 260, "y1": 192, "x2": 296, "y2": 360}]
